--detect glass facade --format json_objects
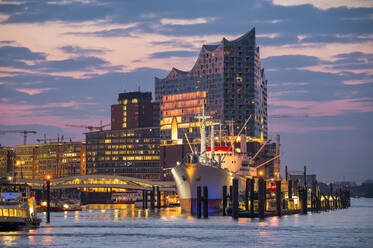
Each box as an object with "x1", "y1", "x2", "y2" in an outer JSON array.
[
  {"x1": 0, "y1": 147, "x2": 15, "y2": 177},
  {"x1": 155, "y1": 28, "x2": 268, "y2": 141},
  {"x1": 85, "y1": 127, "x2": 161, "y2": 180},
  {"x1": 14, "y1": 142, "x2": 85, "y2": 180}
]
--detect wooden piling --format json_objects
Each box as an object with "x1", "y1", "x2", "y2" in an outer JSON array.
[
  {"x1": 197, "y1": 186, "x2": 202, "y2": 218},
  {"x1": 157, "y1": 186, "x2": 161, "y2": 209},
  {"x1": 203, "y1": 186, "x2": 208, "y2": 219},
  {"x1": 46, "y1": 179, "x2": 50, "y2": 223},
  {"x1": 222, "y1": 185, "x2": 227, "y2": 216},
  {"x1": 245, "y1": 179, "x2": 249, "y2": 211},
  {"x1": 275, "y1": 180, "x2": 281, "y2": 216},
  {"x1": 285, "y1": 165, "x2": 288, "y2": 181},
  {"x1": 258, "y1": 178, "x2": 265, "y2": 218},
  {"x1": 302, "y1": 186, "x2": 308, "y2": 214},
  {"x1": 288, "y1": 180, "x2": 293, "y2": 199},
  {"x1": 232, "y1": 179, "x2": 239, "y2": 219},
  {"x1": 150, "y1": 186, "x2": 155, "y2": 210},
  {"x1": 250, "y1": 179, "x2": 255, "y2": 216},
  {"x1": 144, "y1": 190, "x2": 148, "y2": 209},
  {"x1": 142, "y1": 190, "x2": 146, "y2": 209}
]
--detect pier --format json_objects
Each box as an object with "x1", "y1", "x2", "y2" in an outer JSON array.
[{"x1": 223, "y1": 167, "x2": 351, "y2": 219}]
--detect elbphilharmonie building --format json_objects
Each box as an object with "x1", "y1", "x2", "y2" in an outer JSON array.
[{"x1": 155, "y1": 28, "x2": 268, "y2": 142}]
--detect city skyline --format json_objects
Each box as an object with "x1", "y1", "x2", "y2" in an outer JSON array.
[{"x1": 0, "y1": 0, "x2": 372, "y2": 183}]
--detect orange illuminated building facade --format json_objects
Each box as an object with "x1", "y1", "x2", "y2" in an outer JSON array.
[{"x1": 160, "y1": 91, "x2": 206, "y2": 142}]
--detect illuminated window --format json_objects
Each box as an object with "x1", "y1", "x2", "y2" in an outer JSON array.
[
  {"x1": 123, "y1": 99, "x2": 128, "y2": 105},
  {"x1": 132, "y1": 98, "x2": 138, "y2": 103},
  {"x1": 105, "y1": 139, "x2": 111, "y2": 143},
  {"x1": 122, "y1": 123, "x2": 126, "y2": 128},
  {"x1": 236, "y1": 76, "x2": 243, "y2": 82},
  {"x1": 224, "y1": 51, "x2": 230, "y2": 55}
]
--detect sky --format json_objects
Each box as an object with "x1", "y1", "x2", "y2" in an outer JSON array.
[{"x1": 0, "y1": 0, "x2": 372, "y2": 183}]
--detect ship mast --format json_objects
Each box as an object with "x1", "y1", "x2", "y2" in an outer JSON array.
[
  {"x1": 210, "y1": 122, "x2": 220, "y2": 162},
  {"x1": 195, "y1": 103, "x2": 211, "y2": 164}
]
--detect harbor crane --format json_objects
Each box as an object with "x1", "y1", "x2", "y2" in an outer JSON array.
[
  {"x1": 0, "y1": 130, "x2": 37, "y2": 145},
  {"x1": 65, "y1": 120, "x2": 110, "y2": 132}
]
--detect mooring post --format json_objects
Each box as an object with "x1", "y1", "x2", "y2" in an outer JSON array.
[
  {"x1": 229, "y1": 185, "x2": 233, "y2": 203},
  {"x1": 288, "y1": 179, "x2": 292, "y2": 200},
  {"x1": 46, "y1": 177, "x2": 51, "y2": 223},
  {"x1": 232, "y1": 179, "x2": 239, "y2": 219},
  {"x1": 317, "y1": 186, "x2": 321, "y2": 211},
  {"x1": 285, "y1": 165, "x2": 288, "y2": 181},
  {"x1": 142, "y1": 190, "x2": 146, "y2": 209},
  {"x1": 157, "y1": 186, "x2": 161, "y2": 209},
  {"x1": 144, "y1": 190, "x2": 148, "y2": 209},
  {"x1": 311, "y1": 181, "x2": 316, "y2": 211},
  {"x1": 302, "y1": 186, "x2": 308, "y2": 214},
  {"x1": 245, "y1": 179, "x2": 249, "y2": 211},
  {"x1": 222, "y1": 185, "x2": 227, "y2": 216},
  {"x1": 203, "y1": 186, "x2": 208, "y2": 219},
  {"x1": 276, "y1": 180, "x2": 281, "y2": 216},
  {"x1": 258, "y1": 178, "x2": 265, "y2": 218},
  {"x1": 329, "y1": 183, "x2": 333, "y2": 209},
  {"x1": 197, "y1": 186, "x2": 202, "y2": 218},
  {"x1": 150, "y1": 186, "x2": 155, "y2": 210},
  {"x1": 250, "y1": 179, "x2": 254, "y2": 216}
]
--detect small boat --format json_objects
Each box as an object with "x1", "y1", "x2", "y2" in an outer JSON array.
[
  {"x1": 37, "y1": 199, "x2": 81, "y2": 212},
  {"x1": 0, "y1": 183, "x2": 41, "y2": 230},
  {"x1": 111, "y1": 192, "x2": 138, "y2": 204}
]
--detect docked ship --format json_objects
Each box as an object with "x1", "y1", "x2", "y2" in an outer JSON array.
[
  {"x1": 0, "y1": 182, "x2": 41, "y2": 230},
  {"x1": 171, "y1": 109, "x2": 280, "y2": 213}
]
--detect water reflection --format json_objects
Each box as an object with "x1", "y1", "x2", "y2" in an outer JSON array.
[
  {"x1": 1, "y1": 231, "x2": 20, "y2": 246},
  {"x1": 0, "y1": 199, "x2": 371, "y2": 248},
  {"x1": 28, "y1": 229, "x2": 36, "y2": 246}
]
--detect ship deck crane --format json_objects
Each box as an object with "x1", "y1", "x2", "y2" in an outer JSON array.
[{"x1": 0, "y1": 130, "x2": 37, "y2": 145}]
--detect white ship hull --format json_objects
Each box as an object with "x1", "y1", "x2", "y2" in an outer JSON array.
[{"x1": 171, "y1": 163, "x2": 245, "y2": 213}]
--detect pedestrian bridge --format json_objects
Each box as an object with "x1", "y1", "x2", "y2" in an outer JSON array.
[{"x1": 13, "y1": 175, "x2": 176, "y2": 192}]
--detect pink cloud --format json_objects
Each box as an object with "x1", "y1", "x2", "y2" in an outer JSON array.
[
  {"x1": 343, "y1": 79, "x2": 373, "y2": 85},
  {"x1": 0, "y1": 101, "x2": 97, "y2": 126},
  {"x1": 269, "y1": 98, "x2": 373, "y2": 117},
  {"x1": 15, "y1": 88, "x2": 56, "y2": 95},
  {"x1": 269, "y1": 90, "x2": 308, "y2": 97}
]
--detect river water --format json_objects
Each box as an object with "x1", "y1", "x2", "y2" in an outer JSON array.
[{"x1": 1, "y1": 198, "x2": 372, "y2": 248}]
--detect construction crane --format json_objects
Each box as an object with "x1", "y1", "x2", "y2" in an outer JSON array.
[
  {"x1": 269, "y1": 114, "x2": 309, "y2": 118},
  {"x1": 0, "y1": 130, "x2": 37, "y2": 145},
  {"x1": 36, "y1": 135, "x2": 75, "y2": 144},
  {"x1": 65, "y1": 120, "x2": 110, "y2": 132}
]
